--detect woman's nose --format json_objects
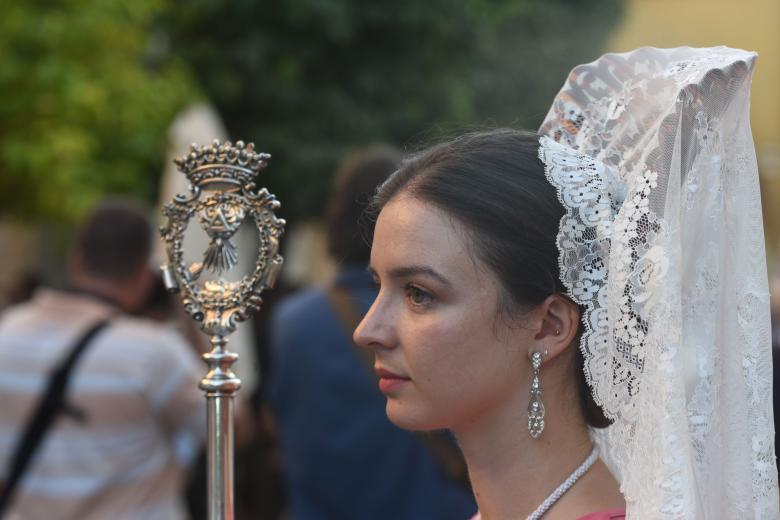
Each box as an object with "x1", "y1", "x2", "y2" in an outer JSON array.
[{"x1": 353, "y1": 296, "x2": 396, "y2": 351}]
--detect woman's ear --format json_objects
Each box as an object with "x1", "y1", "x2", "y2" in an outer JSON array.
[{"x1": 530, "y1": 293, "x2": 580, "y2": 362}]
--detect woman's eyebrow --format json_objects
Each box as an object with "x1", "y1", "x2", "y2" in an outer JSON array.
[{"x1": 387, "y1": 265, "x2": 452, "y2": 288}]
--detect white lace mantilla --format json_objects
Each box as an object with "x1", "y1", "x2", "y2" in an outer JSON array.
[{"x1": 538, "y1": 47, "x2": 779, "y2": 519}]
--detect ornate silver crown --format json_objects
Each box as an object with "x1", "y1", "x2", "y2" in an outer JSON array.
[
  {"x1": 173, "y1": 139, "x2": 270, "y2": 188},
  {"x1": 160, "y1": 137, "x2": 284, "y2": 336}
]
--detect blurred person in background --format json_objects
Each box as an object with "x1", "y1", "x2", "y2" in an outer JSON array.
[
  {"x1": 0, "y1": 200, "x2": 205, "y2": 519},
  {"x1": 267, "y1": 147, "x2": 477, "y2": 520},
  {"x1": 771, "y1": 257, "x2": 780, "y2": 482},
  {"x1": 5, "y1": 272, "x2": 44, "y2": 308}
]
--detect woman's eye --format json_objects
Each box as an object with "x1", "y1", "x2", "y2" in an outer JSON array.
[{"x1": 406, "y1": 285, "x2": 433, "y2": 306}]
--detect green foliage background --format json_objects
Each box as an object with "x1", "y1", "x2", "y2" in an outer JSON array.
[
  {"x1": 0, "y1": 0, "x2": 199, "y2": 221},
  {"x1": 169, "y1": 0, "x2": 623, "y2": 221},
  {"x1": 1, "y1": 0, "x2": 623, "y2": 223}
]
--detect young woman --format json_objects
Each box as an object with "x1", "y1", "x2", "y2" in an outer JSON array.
[{"x1": 354, "y1": 47, "x2": 779, "y2": 519}]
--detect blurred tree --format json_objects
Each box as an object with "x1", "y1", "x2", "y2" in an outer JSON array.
[
  {"x1": 0, "y1": 0, "x2": 200, "y2": 221},
  {"x1": 168, "y1": 0, "x2": 623, "y2": 220}
]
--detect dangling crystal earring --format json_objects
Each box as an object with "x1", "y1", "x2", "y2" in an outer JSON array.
[{"x1": 528, "y1": 351, "x2": 546, "y2": 438}]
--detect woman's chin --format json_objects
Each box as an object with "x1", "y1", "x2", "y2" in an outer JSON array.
[{"x1": 386, "y1": 401, "x2": 445, "y2": 431}]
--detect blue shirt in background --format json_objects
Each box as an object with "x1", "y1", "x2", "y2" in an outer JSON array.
[{"x1": 268, "y1": 265, "x2": 477, "y2": 520}]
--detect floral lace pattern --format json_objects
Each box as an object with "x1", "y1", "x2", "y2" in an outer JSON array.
[
  {"x1": 539, "y1": 47, "x2": 778, "y2": 518},
  {"x1": 539, "y1": 137, "x2": 637, "y2": 418}
]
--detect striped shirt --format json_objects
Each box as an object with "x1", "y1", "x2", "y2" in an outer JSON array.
[{"x1": 0, "y1": 290, "x2": 206, "y2": 519}]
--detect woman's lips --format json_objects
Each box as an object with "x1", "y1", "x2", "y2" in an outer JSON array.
[{"x1": 375, "y1": 367, "x2": 411, "y2": 394}]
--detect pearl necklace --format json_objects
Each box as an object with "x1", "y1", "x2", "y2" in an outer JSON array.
[{"x1": 526, "y1": 445, "x2": 600, "y2": 520}]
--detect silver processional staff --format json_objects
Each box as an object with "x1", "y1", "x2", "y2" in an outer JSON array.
[{"x1": 159, "y1": 139, "x2": 285, "y2": 520}]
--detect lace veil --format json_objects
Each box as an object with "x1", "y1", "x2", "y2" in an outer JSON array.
[{"x1": 537, "y1": 47, "x2": 779, "y2": 518}]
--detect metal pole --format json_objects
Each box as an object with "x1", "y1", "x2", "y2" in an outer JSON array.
[
  {"x1": 159, "y1": 140, "x2": 284, "y2": 520},
  {"x1": 202, "y1": 336, "x2": 239, "y2": 520}
]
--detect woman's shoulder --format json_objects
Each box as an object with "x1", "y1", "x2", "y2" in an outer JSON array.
[{"x1": 576, "y1": 508, "x2": 626, "y2": 520}]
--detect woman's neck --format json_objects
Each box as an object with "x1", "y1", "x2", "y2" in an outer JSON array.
[{"x1": 453, "y1": 388, "x2": 604, "y2": 520}]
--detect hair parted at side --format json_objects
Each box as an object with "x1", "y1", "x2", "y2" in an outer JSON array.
[
  {"x1": 327, "y1": 145, "x2": 401, "y2": 265},
  {"x1": 370, "y1": 128, "x2": 610, "y2": 428},
  {"x1": 74, "y1": 198, "x2": 152, "y2": 281}
]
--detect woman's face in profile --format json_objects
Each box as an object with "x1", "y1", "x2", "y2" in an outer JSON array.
[{"x1": 354, "y1": 195, "x2": 535, "y2": 432}]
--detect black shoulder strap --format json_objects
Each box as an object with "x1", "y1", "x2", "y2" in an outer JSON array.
[
  {"x1": 0, "y1": 319, "x2": 111, "y2": 516},
  {"x1": 326, "y1": 286, "x2": 471, "y2": 491}
]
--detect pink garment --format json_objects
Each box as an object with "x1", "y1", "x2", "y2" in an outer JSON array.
[
  {"x1": 577, "y1": 509, "x2": 626, "y2": 520},
  {"x1": 470, "y1": 509, "x2": 626, "y2": 520}
]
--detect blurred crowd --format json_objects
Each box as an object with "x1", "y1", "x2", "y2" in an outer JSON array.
[
  {"x1": 2, "y1": 1, "x2": 779, "y2": 518},
  {"x1": 0, "y1": 146, "x2": 477, "y2": 520},
  {"x1": 3, "y1": 140, "x2": 780, "y2": 519}
]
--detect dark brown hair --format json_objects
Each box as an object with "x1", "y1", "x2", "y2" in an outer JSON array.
[
  {"x1": 74, "y1": 199, "x2": 152, "y2": 281},
  {"x1": 371, "y1": 129, "x2": 610, "y2": 428}
]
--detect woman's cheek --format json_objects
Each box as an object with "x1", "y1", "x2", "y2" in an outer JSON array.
[{"x1": 419, "y1": 318, "x2": 477, "y2": 386}]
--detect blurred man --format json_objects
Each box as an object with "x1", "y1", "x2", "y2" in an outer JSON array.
[
  {"x1": 267, "y1": 147, "x2": 477, "y2": 519},
  {"x1": 0, "y1": 200, "x2": 205, "y2": 519}
]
